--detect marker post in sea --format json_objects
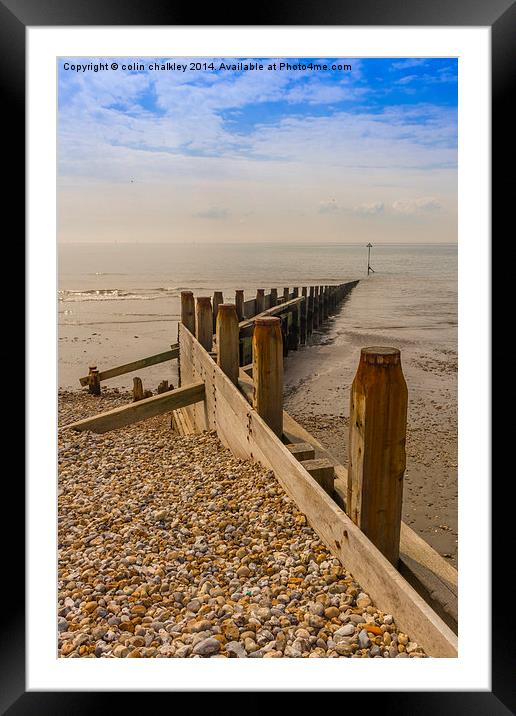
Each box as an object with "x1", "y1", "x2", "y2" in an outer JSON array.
[{"x1": 366, "y1": 242, "x2": 375, "y2": 275}]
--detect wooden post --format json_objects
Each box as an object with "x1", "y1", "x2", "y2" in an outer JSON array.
[
  {"x1": 307, "y1": 286, "x2": 314, "y2": 338},
  {"x1": 313, "y1": 286, "x2": 319, "y2": 328},
  {"x1": 252, "y1": 317, "x2": 283, "y2": 438},
  {"x1": 256, "y1": 288, "x2": 265, "y2": 315},
  {"x1": 212, "y1": 291, "x2": 224, "y2": 333},
  {"x1": 323, "y1": 286, "x2": 329, "y2": 320},
  {"x1": 347, "y1": 347, "x2": 408, "y2": 566},
  {"x1": 216, "y1": 303, "x2": 240, "y2": 385},
  {"x1": 195, "y1": 296, "x2": 213, "y2": 352},
  {"x1": 289, "y1": 287, "x2": 300, "y2": 350},
  {"x1": 235, "y1": 290, "x2": 244, "y2": 321},
  {"x1": 133, "y1": 376, "x2": 144, "y2": 402},
  {"x1": 300, "y1": 287, "x2": 307, "y2": 344},
  {"x1": 88, "y1": 366, "x2": 101, "y2": 395},
  {"x1": 181, "y1": 291, "x2": 195, "y2": 334},
  {"x1": 157, "y1": 380, "x2": 170, "y2": 394},
  {"x1": 283, "y1": 287, "x2": 289, "y2": 303},
  {"x1": 270, "y1": 288, "x2": 278, "y2": 307},
  {"x1": 319, "y1": 286, "x2": 324, "y2": 323}
]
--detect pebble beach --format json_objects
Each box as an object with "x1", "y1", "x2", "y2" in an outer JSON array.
[{"x1": 58, "y1": 390, "x2": 427, "y2": 659}]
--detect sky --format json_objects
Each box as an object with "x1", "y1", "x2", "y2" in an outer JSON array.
[{"x1": 57, "y1": 57, "x2": 458, "y2": 244}]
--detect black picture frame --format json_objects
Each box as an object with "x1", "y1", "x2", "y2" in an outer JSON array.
[{"x1": 6, "y1": 0, "x2": 508, "y2": 711}]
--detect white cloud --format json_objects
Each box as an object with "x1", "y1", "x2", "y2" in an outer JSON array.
[
  {"x1": 391, "y1": 59, "x2": 427, "y2": 70},
  {"x1": 391, "y1": 197, "x2": 441, "y2": 214},
  {"x1": 353, "y1": 201, "x2": 384, "y2": 215},
  {"x1": 318, "y1": 198, "x2": 340, "y2": 213}
]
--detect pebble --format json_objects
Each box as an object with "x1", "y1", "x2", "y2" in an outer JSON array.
[
  {"x1": 192, "y1": 638, "x2": 221, "y2": 657},
  {"x1": 57, "y1": 392, "x2": 427, "y2": 660}
]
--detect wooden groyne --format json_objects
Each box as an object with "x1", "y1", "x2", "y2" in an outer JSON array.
[{"x1": 68, "y1": 279, "x2": 457, "y2": 657}]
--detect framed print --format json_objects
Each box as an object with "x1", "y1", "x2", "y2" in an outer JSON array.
[{"x1": 5, "y1": 0, "x2": 509, "y2": 710}]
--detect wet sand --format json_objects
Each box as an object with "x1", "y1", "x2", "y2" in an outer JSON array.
[{"x1": 284, "y1": 281, "x2": 458, "y2": 567}]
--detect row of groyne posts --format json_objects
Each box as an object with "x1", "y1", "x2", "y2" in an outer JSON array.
[
  {"x1": 84, "y1": 282, "x2": 357, "y2": 399},
  {"x1": 71, "y1": 278, "x2": 457, "y2": 655},
  {"x1": 178, "y1": 281, "x2": 405, "y2": 567}
]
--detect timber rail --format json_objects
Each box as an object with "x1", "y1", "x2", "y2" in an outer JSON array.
[{"x1": 67, "y1": 280, "x2": 458, "y2": 657}]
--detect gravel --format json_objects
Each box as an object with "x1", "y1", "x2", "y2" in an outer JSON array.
[{"x1": 58, "y1": 389, "x2": 427, "y2": 659}]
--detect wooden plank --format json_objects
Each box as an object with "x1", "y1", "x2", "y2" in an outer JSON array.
[
  {"x1": 238, "y1": 296, "x2": 305, "y2": 337},
  {"x1": 301, "y1": 457, "x2": 335, "y2": 495},
  {"x1": 79, "y1": 346, "x2": 179, "y2": 386},
  {"x1": 285, "y1": 442, "x2": 315, "y2": 461},
  {"x1": 179, "y1": 326, "x2": 457, "y2": 657},
  {"x1": 243, "y1": 298, "x2": 256, "y2": 319},
  {"x1": 64, "y1": 381, "x2": 205, "y2": 433}
]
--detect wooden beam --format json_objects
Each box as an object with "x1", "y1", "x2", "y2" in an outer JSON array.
[
  {"x1": 301, "y1": 457, "x2": 335, "y2": 496},
  {"x1": 79, "y1": 347, "x2": 179, "y2": 386},
  {"x1": 285, "y1": 442, "x2": 315, "y2": 461},
  {"x1": 238, "y1": 296, "x2": 305, "y2": 337},
  {"x1": 64, "y1": 381, "x2": 205, "y2": 434},
  {"x1": 179, "y1": 326, "x2": 457, "y2": 657}
]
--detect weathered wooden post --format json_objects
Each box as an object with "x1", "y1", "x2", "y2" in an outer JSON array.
[
  {"x1": 212, "y1": 291, "x2": 224, "y2": 333},
  {"x1": 256, "y1": 288, "x2": 265, "y2": 315},
  {"x1": 323, "y1": 286, "x2": 329, "y2": 320},
  {"x1": 252, "y1": 317, "x2": 283, "y2": 438},
  {"x1": 88, "y1": 366, "x2": 101, "y2": 396},
  {"x1": 235, "y1": 290, "x2": 244, "y2": 321},
  {"x1": 281, "y1": 315, "x2": 289, "y2": 357},
  {"x1": 235, "y1": 290, "x2": 245, "y2": 366},
  {"x1": 270, "y1": 288, "x2": 278, "y2": 307},
  {"x1": 133, "y1": 376, "x2": 144, "y2": 402},
  {"x1": 347, "y1": 347, "x2": 408, "y2": 566},
  {"x1": 313, "y1": 286, "x2": 320, "y2": 328},
  {"x1": 195, "y1": 296, "x2": 213, "y2": 352},
  {"x1": 300, "y1": 287, "x2": 307, "y2": 345},
  {"x1": 216, "y1": 303, "x2": 240, "y2": 385},
  {"x1": 307, "y1": 286, "x2": 314, "y2": 338},
  {"x1": 289, "y1": 287, "x2": 300, "y2": 350},
  {"x1": 181, "y1": 291, "x2": 195, "y2": 334},
  {"x1": 319, "y1": 286, "x2": 325, "y2": 323},
  {"x1": 283, "y1": 287, "x2": 290, "y2": 303}
]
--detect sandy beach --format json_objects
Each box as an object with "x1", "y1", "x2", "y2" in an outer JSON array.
[{"x1": 58, "y1": 390, "x2": 427, "y2": 659}]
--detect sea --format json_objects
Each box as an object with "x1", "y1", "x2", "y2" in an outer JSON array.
[{"x1": 58, "y1": 242, "x2": 457, "y2": 390}]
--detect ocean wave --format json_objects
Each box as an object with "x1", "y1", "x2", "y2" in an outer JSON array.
[{"x1": 58, "y1": 288, "x2": 181, "y2": 302}]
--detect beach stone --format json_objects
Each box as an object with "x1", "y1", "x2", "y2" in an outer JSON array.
[
  {"x1": 335, "y1": 624, "x2": 355, "y2": 637},
  {"x1": 192, "y1": 638, "x2": 220, "y2": 657},
  {"x1": 225, "y1": 641, "x2": 247, "y2": 658},
  {"x1": 324, "y1": 607, "x2": 340, "y2": 619},
  {"x1": 335, "y1": 642, "x2": 353, "y2": 656},
  {"x1": 358, "y1": 629, "x2": 371, "y2": 649},
  {"x1": 356, "y1": 593, "x2": 371, "y2": 609},
  {"x1": 186, "y1": 599, "x2": 201, "y2": 613}
]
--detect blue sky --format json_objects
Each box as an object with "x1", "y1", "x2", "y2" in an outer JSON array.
[{"x1": 58, "y1": 57, "x2": 457, "y2": 243}]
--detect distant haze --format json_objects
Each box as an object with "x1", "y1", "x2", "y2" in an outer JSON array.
[{"x1": 58, "y1": 57, "x2": 457, "y2": 244}]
